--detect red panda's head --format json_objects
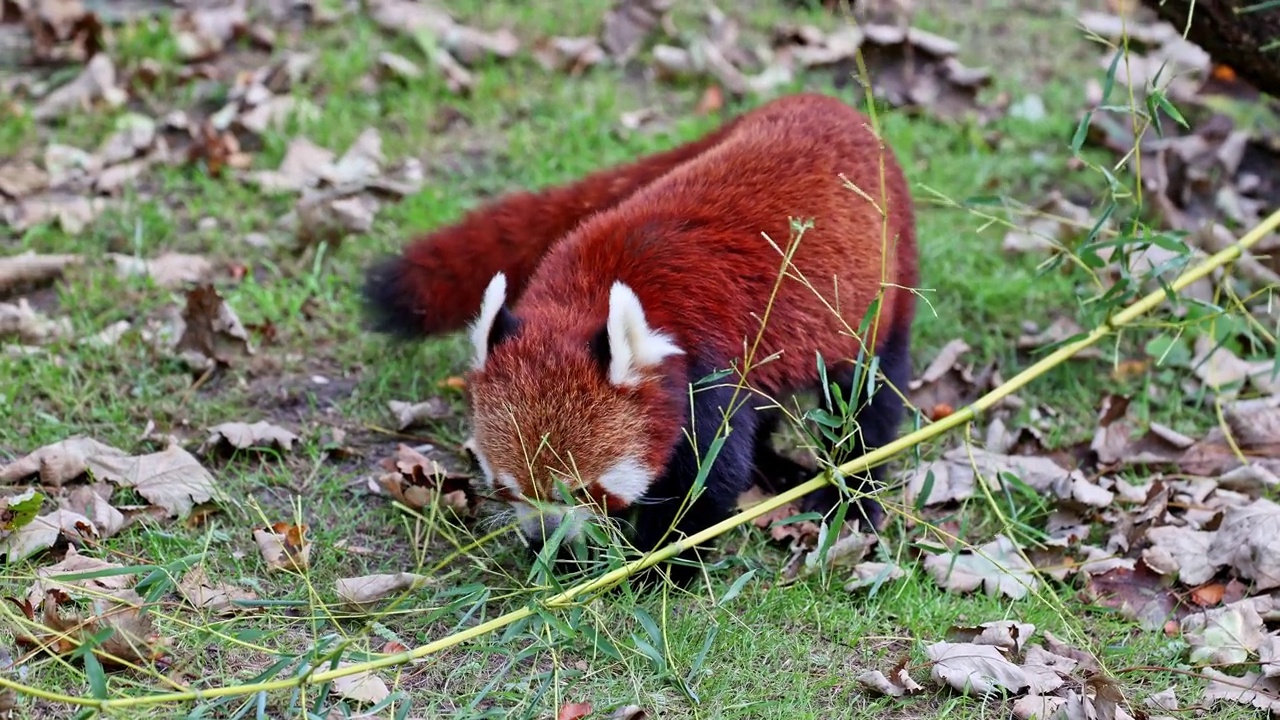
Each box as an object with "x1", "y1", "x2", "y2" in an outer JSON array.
[{"x1": 464, "y1": 273, "x2": 686, "y2": 548}]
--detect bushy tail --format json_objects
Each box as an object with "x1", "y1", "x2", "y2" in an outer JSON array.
[{"x1": 362, "y1": 118, "x2": 742, "y2": 339}]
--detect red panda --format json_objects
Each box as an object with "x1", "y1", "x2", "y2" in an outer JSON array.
[{"x1": 364, "y1": 92, "x2": 919, "y2": 584}]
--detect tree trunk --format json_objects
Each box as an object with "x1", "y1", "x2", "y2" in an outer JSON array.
[{"x1": 1140, "y1": 0, "x2": 1280, "y2": 98}]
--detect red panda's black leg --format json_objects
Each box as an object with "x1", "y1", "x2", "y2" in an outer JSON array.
[
  {"x1": 805, "y1": 322, "x2": 913, "y2": 531},
  {"x1": 751, "y1": 411, "x2": 819, "y2": 494},
  {"x1": 628, "y1": 370, "x2": 762, "y2": 588}
]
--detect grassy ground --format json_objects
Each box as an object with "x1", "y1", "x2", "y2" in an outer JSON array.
[{"x1": 0, "y1": 0, "x2": 1268, "y2": 718}]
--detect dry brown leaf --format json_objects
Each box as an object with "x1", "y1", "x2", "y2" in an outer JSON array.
[
  {"x1": 906, "y1": 339, "x2": 1003, "y2": 420},
  {"x1": 295, "y1": 189, "x2": 379, "y2": 248},
  {"x1": 1041, "y1": 630, "x2": 1102, "y2": 675},
  {"x1": 739, "y1": 489, "x2": 818, "y2": 545},
  {"x1": 200, "y1": 420, "x2": 299, "y2": 454},
  {"x1": 1200, "y1": 668, "x2": 1280, "y2": 714},
  {"x1": 253, "y1": 522, "x2": 311, "y2": 572},
  {"x1": 606, "y1": 706, "x2": 648, "y2": 720},
  {"x1": 171, "y1": 284, "x2": 253, "y2": 370},
  {"x1": 325, "y1": 128, "x2": 384, "y2": 186},
  {"x1": 1090, "y1": 394, "x2": 1196, "y2": 469},
  {"x1": 1083, "y1": 563, "x2": 1182, "y2": 631},
  {"x1": 24, "y1": 546, "x2": 131, "y2": 607},
  {"x1": 1086, "y1": 110, "x2": 1280, "y2": 292},
  {"x1": 534, "y1": 36, "x2": 607, "y2": 75},
  {"x1": 1001, "y1": 192, "x2": 1098, "y2": 255},
  {"x1": 857, "y1": 663, "x2": 924, "y2": 697},
  {"x1": 1142, "y1": 524, "x2": 1216, "y2": 585},
  {"x1": 375, "y1": 444, "x2": 478, "y2": 516},
  {"x1": 1207, "y1": 497, "x2": 1280, "y2": 591},
  {"x1": 177, "y1": 564, "x2": 257, "y2": 615},
  {"x1": 0, "y1": 159, "x2": 50, "y2": 199},
  {"x1": 13, "y1": 0, "x2": 104, "y2": 64},
  {"x1": 0, "y1": 298, "x2": 71, "y2": 345},
  {"x1": 1182, "y1": 600, "x2": 1270, "y2": 666},
  {"x1": 1017, "y1": 316, "x2": 1101, "y2": 359},
  {"x1": 1260, "y1": 634, "x2": 1280, "y2": 678},
  {"x1": 947, "y1": 621, "x2": 1037, "y2": 653},
  {"x1": 388, "y1": 397, "x2": 451, "y2": 431},
  {"x1": 0, "y1": 251, "x2": 81, "y2": 294},
  {"x1": 58, "y1": 484, "x2": 124, "y2": 539},
  {"x1": 0, "y1": 508, "x2": 97, "y2": 564},
  {"x1": 925, "y1": 641, "x2": 1031, "y2": 695},
  {"x1": 903, "y1": 446, "x2": 1078, "y2": 507},
  {"x1": 329, "y1": 663, "x2": 391, "y2": 705},
  {"x1": 924, "y1": 534, "x2": 1038, "y2": 600},
  {"x1": 13, "y1": 589, "x2": 169, "y2": 667},
  {"x1": 796, "y1": 525, "x2": 874, "y2": 577},
  {"x1": 1191, "y1": 335, "x2": 1280, "y2": 397},
  {"x1": 650, "y1": 7, "x2": 792, "y2": 96},
  {"x1": 557, "y1": 702, "x2": 593, "y2": 720},
  {"x1": 87, "y1": 444, "x2": 218, "y2": 518},
  {"x1": 108, "y1": 252, "x2": 212, "y2": 289},
  {"x1": 335, "y1": 572, "x2": 428, "y2": 611},
  {"x1": 776, "y1": 22, "x2": 1002, "y2": 123},
  {"x1": 1190, "y1": 582, "x2": 1227, "y2": 608},
  {"x1": 602, "y1": 0, "x2": 674, "y2": 62},
  {"x1": 1036, "y1": 688, "x2": 1138, "y2": 720},
  {"x1": 844, "y1": 561, "x2": 906, "y2": 592},
  {"x1": 1012, "y1": 695, "x2": 1066, "y2": 720},
  {"x1": 31, "y1": 53, "x2": 125, "y2": 121},
  {"x1": 171, "y1": 0, "x2": 248, "y2": 62},
  {"x1": 366, "y1": 0, "x2": 519, "y2": 64},
  {"x1": 2, "y1": 192, "x2": 109, "y2": 234},
  {"x1": 376, "y1": 51, "x2": 423, "y2": 82},
  {"x1": 96, "y1": 113, "x2": 157, "y2": 166},
  {"x1": 0, "y1": 436, "x2": 128, "y2": 486},
  {"x1": 250, "y1": 137, "x2": 336, "y2": 193}
]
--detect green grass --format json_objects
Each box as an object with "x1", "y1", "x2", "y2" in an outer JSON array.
[{"x1": 0, "y1": 0, "x2": 1270, "y2": 718}]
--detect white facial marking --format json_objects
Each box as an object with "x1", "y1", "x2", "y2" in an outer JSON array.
[
  {"x1": 469, "y1": 272, "x2": 508, "y2": 370},
  {"x1": 595, "y1": 455, "x2": 652, "y2": 505},
  {"x1": 515, "y1": 501, "x2": 587, "y2": 544},
  {"x1": 469, "y1": 437, "x2": 497, "y2": 489},
  {"x1": 496, "y1": 472, "x2": 521, "y2": 496},
  {"x1": 606, "y1": 282, "x2": 684, "y2": 386}
]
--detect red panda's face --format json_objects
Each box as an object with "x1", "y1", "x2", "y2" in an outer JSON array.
[{"x1": 463, "y1": 274, "x2": 685, "y2": 547}]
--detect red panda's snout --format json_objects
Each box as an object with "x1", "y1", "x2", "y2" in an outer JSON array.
[{"x1": 463, "y1": 273, "x2": 689, "y2": 546}]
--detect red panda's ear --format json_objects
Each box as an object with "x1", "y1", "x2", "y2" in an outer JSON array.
[
  {"x1": 470, "y1": 273, "x2": 520, "y2": 370},
  {"x1": 605, "y1": 282, "x2": 683, "y2": 386}
]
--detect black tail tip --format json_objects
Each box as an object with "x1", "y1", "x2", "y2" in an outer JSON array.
[{"x1": 361, "y1": 255, "x2": 428, "y2": 340}]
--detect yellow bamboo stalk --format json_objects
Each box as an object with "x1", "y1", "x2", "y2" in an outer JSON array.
[{"x1": 6, "y1": 206, "x2": 1280, "y2": 712}]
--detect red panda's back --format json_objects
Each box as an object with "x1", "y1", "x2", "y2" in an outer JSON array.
[{"x1": 519, "y1": 93, "x2": 918, "y2": 396}]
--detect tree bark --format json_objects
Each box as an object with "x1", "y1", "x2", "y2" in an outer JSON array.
[{"x1": 1140, "y1": 0, "x2": 1280, "y2": 98}]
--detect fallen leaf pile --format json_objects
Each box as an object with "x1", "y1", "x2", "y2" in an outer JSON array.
[
  {"x1": 856, "y1": 619, "x2": 1185, "y2": 719},
  {"x1": 0, "y1": 436, "x2": 221, "y2": 562},
  {"x1": 1046, "y1": 6, "x2": 1280, "y2": 304},
  {"x1": 252, "y1": 128, "x2": 425, "y2": 250},
  {"x1": 369, "y1": 443, "x2": 478, "y2": 517},
  {"x1": 1, "y1": 2, "x2": 428, "y2": 251},
  {"x1": 4, "y1": 547, "x2": 172, "y2": 667},
  {"x1": 735, "y1": 320, "x2": 1280, "y2": 716},
  {"x1": 773, "y1": 21, "x2": 1004, "y2": 123}
]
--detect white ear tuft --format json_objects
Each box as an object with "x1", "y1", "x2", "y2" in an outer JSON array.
[
  {"x1": 470, "y1": 273, "x2": 508, "y2": 370},
  {"x1": 606, "y1": 282, "x2": 683, "y2": 386}
]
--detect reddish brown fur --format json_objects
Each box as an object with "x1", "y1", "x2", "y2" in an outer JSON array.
[
  {"x1": 363, "y1": 118, "x2": 746, "y2": 338},
  {"x1": 366, "y1": 92, "x2": 919, "y2": 564},
  {"x1": 466, "y1": 93, "x2": 917, "y2": 506}
]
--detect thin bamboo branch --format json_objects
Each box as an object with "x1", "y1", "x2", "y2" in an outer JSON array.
[{"x1": 8, "y1": 206, "x2": 1280, "y2": 712}]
